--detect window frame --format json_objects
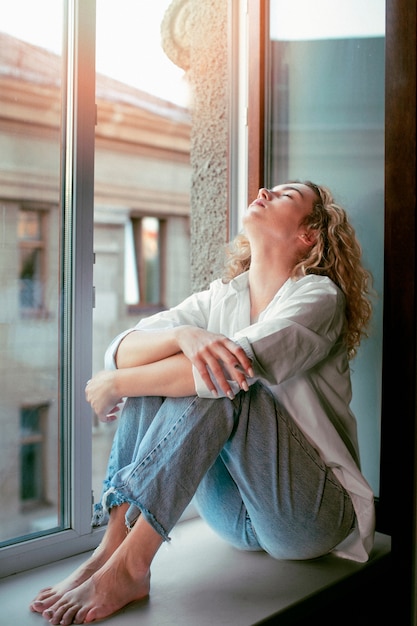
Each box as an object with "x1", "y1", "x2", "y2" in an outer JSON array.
[{"x1": 0, "y1": 0, "x2": 102, "y2": 577}]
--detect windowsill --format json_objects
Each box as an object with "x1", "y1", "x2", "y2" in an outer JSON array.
[{"x1": 0, "y1": 516, "x2": 391, "y2": 625}]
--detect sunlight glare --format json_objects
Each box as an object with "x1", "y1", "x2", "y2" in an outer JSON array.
[{"x1": 0, "y1": 0, "x2": 189, "y2": 106}]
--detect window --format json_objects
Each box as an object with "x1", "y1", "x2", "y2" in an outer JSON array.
[
  {"x1": 269, "y1": 0, "x2": 385, "y2": 497},
  {"x1": 246, "y1": 0, "x2": 385, "y2": 497},
  {"x1": 20, "y1": 405, "x2": 48, "y2": 505},
  {"x1": 0, "y1": 0, "x2": 191, "y2": 571},
  {"x1": 0, "y1": 0, "x2": 96, "y2": 569},
  {"x1": 126, "y1": 216, "x2": 165, "y2": 309},
  {"x1": 1, "y1": 0, "x2": 415, "y2": 619},
  {"x1": 6, "y1": 0, "x2": 387, "y2": 573},
  {"x1": 18, "y1": 208, "x2": 47, "y2": 315}
]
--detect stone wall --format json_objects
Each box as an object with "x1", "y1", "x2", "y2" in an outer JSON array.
[{"x1": 162, "y1": 0, "x2": 229, "y2": 291}]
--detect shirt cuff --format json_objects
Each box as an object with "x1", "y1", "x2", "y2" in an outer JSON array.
[
  {"x1": 234, "y1": 336, "x2": 255, "y2": 361},
  {"x1": 104, "y1": 329, "x2": 137, "y2": 370},
  {"x1": 192, "y1": 365, "x2": 242, "y2": 399}
]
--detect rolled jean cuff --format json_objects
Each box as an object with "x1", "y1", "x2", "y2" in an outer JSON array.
[{"x1": 91, "y1": 486, "x2": 171, "y2": 542}]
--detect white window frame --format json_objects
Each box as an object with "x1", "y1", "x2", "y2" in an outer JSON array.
[{"x1": 0, "y1": 0, "x2": 102, "y2": 578}]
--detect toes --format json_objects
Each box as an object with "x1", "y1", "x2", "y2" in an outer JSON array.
[
  {"x1": 44, "y1": 602, "x2": 84, "y2": 626},
  {"x1": 60, "y1": 605, "x2": 83, "y2": 626},
  {"x1": 30, "y1": 600, "x2": 43, "y2": 613},
  {"x1": 30, "y1": 588, "x2": 57, "y2": 612},
  {"x1": 83, "y1": 607, "x2": 99, "y2": 624},
  {"x1": 43, "y1": 604, "x2": 67, "y2": 625},
  {"x1": 73, "y1": 606, "x2": 89, "y2": 624},
  {"x1": 33, "y1": 586, "x2": 53, "y2": 601}
]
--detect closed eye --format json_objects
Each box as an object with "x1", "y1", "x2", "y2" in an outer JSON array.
[
  {"x1": 271, "y1": 185, "x2": 305, "y2": 200},
  {"x1": 269, "y1": 190, "x2": 293, "y2": 199}
]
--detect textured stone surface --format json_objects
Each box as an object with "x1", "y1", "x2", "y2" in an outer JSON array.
[{"x1": 162, "y1": 0, "x2": 229, "y2": 291}]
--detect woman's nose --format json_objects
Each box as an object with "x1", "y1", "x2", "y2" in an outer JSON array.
[{"x1": 258, "y1": 187, "x2": 271, "y2": 199}]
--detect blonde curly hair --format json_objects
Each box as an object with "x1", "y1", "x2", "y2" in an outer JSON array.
[{"x1": 223, "y1": 181, "x2": 373, "y2": 359}]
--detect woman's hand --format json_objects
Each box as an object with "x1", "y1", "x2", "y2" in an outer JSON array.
[
  {"x1": 174, "y1": 326, "x2": 254, "y2": 398},
  {"x1": 85, "y1": 370, "x2": 124, "y2": 423}
]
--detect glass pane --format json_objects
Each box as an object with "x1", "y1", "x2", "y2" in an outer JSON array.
[
  {"x1": 0, "y1": 0, "x2": 64, "y2": 543},
  {"x1": 268, "y1": 0, "x2": 385, "y2": 495},
  {"x1": 92, "y1": 0, "x2": 192, "y2": 503}
]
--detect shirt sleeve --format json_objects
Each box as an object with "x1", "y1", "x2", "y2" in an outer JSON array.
[{"x1": 234, "y1": 278, "x2": 346, "y2": 386}]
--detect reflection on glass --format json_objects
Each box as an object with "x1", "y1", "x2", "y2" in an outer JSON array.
[
  {"x1": 268, "y1": 0, "x2": 385, "y2": 494},
  {"x1": 0, "y1": 0, "x2": 64, "y2": 543}
]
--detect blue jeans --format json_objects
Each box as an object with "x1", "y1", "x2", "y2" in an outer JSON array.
[{"x1": 92, "y1": 382, "x2": 354, "y2": 560}]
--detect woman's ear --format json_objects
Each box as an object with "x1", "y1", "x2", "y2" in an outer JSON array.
[{"x1": 298, "y1": 229, "x2": 318, "y2": 247}]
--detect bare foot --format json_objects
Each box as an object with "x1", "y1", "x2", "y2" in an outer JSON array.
[
  {"x1": 40, "y1": 515, "x2": 162, "y2": 624},
  {"x1": 30, "y1": 505, "x2": 129, "y2": 614},
  {"x1": 41, "y1": 560, "x2": 150, "y2": 625},
  {"x1": 30, "y1": 547, "x2": 111, "y2": 614}
]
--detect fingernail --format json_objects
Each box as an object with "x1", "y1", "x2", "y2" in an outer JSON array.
[
  {"x1": 227, "y1": 390, "x2": 235, "y2": 400},
  {"x1": 248, "y1": 367, "x2": 255, "y2": 377},
  {"x1": 241, "y1": 381, "x2": 249, "y2": 392},
  {"x1": 211, "y1": 389, "x2": 218, "y2": 397}
]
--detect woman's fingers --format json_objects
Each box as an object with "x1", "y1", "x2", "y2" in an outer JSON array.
[
  {"x1": 195, "y1": 340, "x2": 253, "y2": 399},
  {"x1": 220, "y1": 340, "x2": 253, "y2": 380},
  {"x1": 175, "y1": 326, "x2": 254, "y2": 398}
]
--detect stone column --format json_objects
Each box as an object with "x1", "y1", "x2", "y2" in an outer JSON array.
[{"x1": 161, "y1": 0, "x2": 229, "y2": 291}]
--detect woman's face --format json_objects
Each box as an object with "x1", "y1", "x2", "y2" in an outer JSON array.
[{"x1": 243, "y1": 183, "x2": 317, "y2": 249}]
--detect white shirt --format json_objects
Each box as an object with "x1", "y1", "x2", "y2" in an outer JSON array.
[{"x1": 105, "y1": 272, "x2": 375, "y2": 562}]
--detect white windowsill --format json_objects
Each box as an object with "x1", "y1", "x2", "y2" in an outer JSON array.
[{"x1": 0, "y1": 516, "x2": 391, "y2": 626}]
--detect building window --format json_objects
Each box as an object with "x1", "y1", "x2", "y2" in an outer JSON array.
[
  {"x1": 18, "y1": 208, "x2": 47, "y2": 316},
  {"x1": 20, "y1": 405, "x2": 47, "y2": 507},
  {"x1": 126, "y1": 216, "x2": 166, "y2": 310}
]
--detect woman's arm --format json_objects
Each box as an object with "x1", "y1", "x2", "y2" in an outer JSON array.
[
  {"x1": 87, "y1": 326, "x2": 253, "y2": 421},
  {"x1": 86, "y1": 353, "x2": 196, "y2": 421},
  {"x1": 117, "y1": 325, "x2": 252, "y2": 393},
  {"x1": 115, "y1": 328, "x2": 181, "y2": 369}
]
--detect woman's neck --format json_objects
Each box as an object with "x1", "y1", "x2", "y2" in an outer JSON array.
[{"x1": 248, "y1": 258, "x2": 293, "y2": 323}]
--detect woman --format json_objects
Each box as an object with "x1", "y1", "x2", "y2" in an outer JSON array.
[{"x1": 31, "y1": 181, "x2": 375, "y2": 625}]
